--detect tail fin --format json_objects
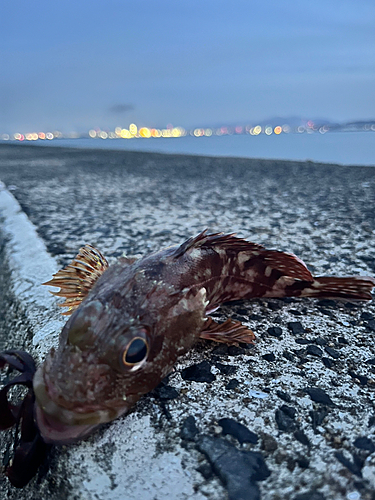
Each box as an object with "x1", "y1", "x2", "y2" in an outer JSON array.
[{"x1": 287, "y1": 276, "x2": 375, "y2": 301}]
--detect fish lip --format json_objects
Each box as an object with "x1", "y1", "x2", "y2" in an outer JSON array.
[
  {"x1": 33, "y1": 366, "x2": 128, "y2": 444},
  {"x1": 35, "y1": 404, "x2": 99, "y2": 444}
]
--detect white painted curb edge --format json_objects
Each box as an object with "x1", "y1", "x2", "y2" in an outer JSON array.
[{"x1": 0, "y1": 182, "x2": 65, "y2": 357}]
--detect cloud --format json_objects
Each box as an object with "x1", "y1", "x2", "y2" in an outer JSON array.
[{"x1": 108, "y1": 104, "x2": 134, "y2": 114}]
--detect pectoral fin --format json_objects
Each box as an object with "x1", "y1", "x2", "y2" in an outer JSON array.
[
  {"x1": 200, "y1": 317, "x2": 255, "y2": 344},
  {"x1": 42, "y1": 245, "x2": 109, "y2": 315}
]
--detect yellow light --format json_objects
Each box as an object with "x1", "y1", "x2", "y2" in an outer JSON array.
[
  {"x1": 26, "y1": 133, "x2": 33, "y2": 141},
  {"x1": 172, "y1": 127, "x2": 181, "y2": 137},
  {"x1": 253, "y1": 125, "x2": 262, "y2": 135},
  {"x1": 120, "y1": 129, "x2": 131, "y2": 139},
  {"x1": 274, "y1": 126, "x2": 282, "y2": 135},
  {"x1": 32, "y1": 133, "x2": 38, "y2": 140},
  {"x1": 129, "y1": 123, "x2": 137, "y2": 135},
  {"x1": 162, "y1": 129, "x2": 171, "y2": 137},
  {"x1": 89, "y1": 130, "x2": 96, "y2": 138},
  {"x1": 139, "y1": 127, "x2": 151, "y2": 138}
]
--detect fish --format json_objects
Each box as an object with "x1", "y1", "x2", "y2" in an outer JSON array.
[
  {"x1": 0, "y1": 230, "x2": 374, "y2": 487},
  {"x1": 32, "y1": 230, "x2": 374, "y2": 444}
]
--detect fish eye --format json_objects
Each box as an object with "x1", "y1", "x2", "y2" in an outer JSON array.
[{"x1": 122, "y1": 337, "x2": 149, "y2": 366}]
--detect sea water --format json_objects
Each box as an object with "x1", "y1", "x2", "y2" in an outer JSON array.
[{"x1": 10, "y1": 131, "x2": 375, "y2": 166}]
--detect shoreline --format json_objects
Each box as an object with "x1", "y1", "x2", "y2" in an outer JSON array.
[{"x1": 1, "y1": 132, "x2": 374, "y2": 167}]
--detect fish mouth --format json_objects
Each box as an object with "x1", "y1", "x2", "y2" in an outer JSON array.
[
  {"x1": 33, "y1": 367, "x2": 127, "y2": 445},
  {"x1": 35, "y1": 404, "x2": 99, "y2": 444}
]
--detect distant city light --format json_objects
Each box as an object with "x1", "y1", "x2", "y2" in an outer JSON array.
[
  {"x1": 129, "y1": 123, "x2": 137, "y2": 136},
  {"x1": 139, "y1": 127, "x2": 151, "y2": 138},
  {"x1": 265, "y1": 126, "x2": 273, "y2": 135},
  {"x1": 2, "y1": 119, "x2": 374, "y2": 144}
]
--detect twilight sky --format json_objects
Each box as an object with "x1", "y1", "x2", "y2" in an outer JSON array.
[{"x1": 1, "y1": 0, "x2": 375, "y2": 133}]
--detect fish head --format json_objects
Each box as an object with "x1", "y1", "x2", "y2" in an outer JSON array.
[{"x1": 34, "y1": 283, "x2": 208, "y2": 444}]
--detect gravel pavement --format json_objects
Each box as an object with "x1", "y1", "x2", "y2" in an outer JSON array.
[{"x1": 0, "y1": 143, "x2": 374, "y2": 500}]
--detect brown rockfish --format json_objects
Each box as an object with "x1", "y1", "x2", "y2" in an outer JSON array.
[{"x1": 32, "y1": 231, "x2": 374, "y2": 445}]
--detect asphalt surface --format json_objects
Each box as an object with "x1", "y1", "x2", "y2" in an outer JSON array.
[{"x1": 0, "y1": 143, "x2": 375, "y2": 500}]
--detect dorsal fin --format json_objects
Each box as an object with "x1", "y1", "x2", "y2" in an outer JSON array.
[
  {"x1": 173, "y1": 230, "x2": 313, "y2": 282},
  {"x1": 42, "y1": 245, "x2": 109, "y2": 316},
  {"x1": 173, "y1": 230, "x2": 264, "y2": 258}
]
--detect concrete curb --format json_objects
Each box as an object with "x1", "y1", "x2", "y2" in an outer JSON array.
[{"x1": 0, "y1": 182, "x2": 65, "y2": 358}]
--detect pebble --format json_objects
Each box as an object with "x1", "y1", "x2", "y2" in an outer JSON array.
[
  {"x1": 315, "y1": 337, "x2": 328, "y2": 346},
  {"x1": 283, "y1": 351, "x2": 295, "y2": 362},
  {"x1": 318, "y1": 307, "x2": 335, "y2": 318},
  {"x1": 309, "y1": 409, "x2": 329, "y2": 431},
  {"x1": 322, "y1": 357, "x2": 334, "y2": 369},
  {"x1": 295, "y1": 338, "x2": 310, "y2": 345},
  {"x1": 228, "y1": 346, "x2": 247, "y2": 356},
  {"x1": 180, "y1": 416, "x2": 199, "y2": 441},
  {"x1": 288, "y1": 322, "x2": 305, "y2": 335},
  {"x1": 280, "y1": 405, "x2": 297, "y2": 419},
  {"x1": 275, "y1": 408, "x2": 297, "y2": 432},
  {"x1": 276, "y1": 391, "x2": 291, "y2": 403},
  {"x1": 196, "y1": 435, "x2": 270, "y2": 500},
  {"x1": 353, "y1": 436, "x2": 375, "y2": 453},
  {"x1": 365, "y1": 320, "x2": 375, "y2": 331},
  {"x1": 365, "y1": 357, "x2": 375, "y2": 365},
  {"x1": 296, "y1": 455, "x2": 310, "y2": 468},
  {"x1": 267, "y1": 326, "x2": 283, "y2": 338},
  {"x1": 261, "y1": 433, "x2": 278, "y2": 452},
  {"x1": 214, "y1": 362, "x2": 237, "y2": 375},
  {"x1": 348, "y1": 371, "x2": 368, "y2": 386},
  {"x1": 306, "y1": 345, "x2": 323, "y2": 357},
  {"x1": 293, "y1": 430, "x2": 310, "y2": 447},
  {"x1": 324, "y1": 346, "x2": 340, "y2": 359},
  {"x1": 262, "y1": 352, "x2": 276, "y2": 362},
  {"x1": 226, "y1": 379, "x2": 240, "y2": 390},
  {"x1": 304, "y1": 387, "x2": 335, "y2": 406},
  {"x1": 181, "y1": 361, "x2": 216, "y2": 383},
  {"x1": 334, "y1": 451, "x2": 363, "y2": 477},
  {"x1": 338, "y1": 336, "x2": 349, "y2": 345},
  {"x1": 153, "y1": 384, "x2": 179, "y2": 400},
  {"x1": 218, "y1": 418, "x2": 258, "y2": 444}
]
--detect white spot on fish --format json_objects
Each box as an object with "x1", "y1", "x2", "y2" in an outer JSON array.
[
  {"x1": 237, "y1": 252, "x2": 251, "y2": 266},
  {"x1": 265, "y1": 266, "x2": 272, "y2": 277}
]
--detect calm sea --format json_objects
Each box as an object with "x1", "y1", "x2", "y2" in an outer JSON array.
[{"x1": 14, "y1": 131, "x2": 375, "y2": 166}]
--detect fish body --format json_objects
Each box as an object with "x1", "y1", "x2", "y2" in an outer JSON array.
[{"x1": 33, "y1": 231, "x2": 375, "y2": 444}]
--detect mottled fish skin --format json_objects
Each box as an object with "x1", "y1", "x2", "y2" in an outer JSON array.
[{"x1": 34, "y1": 231, "x2": 375, "y2": 444}]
